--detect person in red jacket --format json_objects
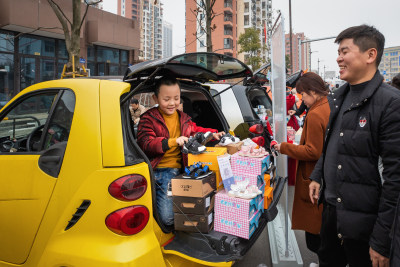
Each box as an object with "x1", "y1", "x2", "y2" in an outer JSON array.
[{"x1": 137, "y1": 77, "x2": 224, "y2": 225}]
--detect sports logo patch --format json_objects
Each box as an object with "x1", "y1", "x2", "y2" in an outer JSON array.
[{"x1": 359, "y1": 116, "x2": 367, "y2": 127}]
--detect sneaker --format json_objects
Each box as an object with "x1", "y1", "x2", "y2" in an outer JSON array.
[
  {"x1": 167, "y1": 181, "x2": 172, "y2": 196},
  {"x1": 194, "y1": 131, "x2": 213, "y2": 146},
  {"x1": 219, "y1": 133, "x2": 240, "y2": 146},
  {"x1": 309, "y1": 263, "x2": 319, "y2": 267},
  {"x1": 184, "y1": 162, "x2": 201, "y2": 176},
  {"x1": 182, "y1": 137, "x2": 206, "y2": 155}
]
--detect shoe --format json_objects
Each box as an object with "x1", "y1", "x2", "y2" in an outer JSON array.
[
  {"x1": 184, "y1": 162, "x2": 201, "y2": 176},
  {"x1": 194, "y1": 131, "x2": 213, "y2": 146},
  {"x1": 219, "y1": 133, "x2": 240, "y2": 146},
  {"x1": 167, "y1": 182, "x2": 172, "y2": 196},
  {"x1": 182, "y1": 137, "x2": 206, "y2": 155},
  {"x1": 309, "y1": 263, "x2": 319, "y2": 267}
]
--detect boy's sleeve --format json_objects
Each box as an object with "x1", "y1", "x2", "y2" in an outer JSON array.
[
  {"x1": 137, "y1": 113, "x2": 168, "y2": 157},
  {"x1": 189, "y1": 121, "x2": 218, "y2": 136}
]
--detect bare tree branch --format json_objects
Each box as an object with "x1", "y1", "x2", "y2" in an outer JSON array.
[
  {"x1": 79, "y1": 3, "x2": 90, "y2": 30},
  {"x1": 48, "y1": 0, "x2": 72, "y2": 26}
]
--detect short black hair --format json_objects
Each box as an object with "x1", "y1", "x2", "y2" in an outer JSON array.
[
  {"x1": 392, "y1": 73, "x2": 400, "y2": 90},
  {"x1": 335, "y1": 24, "x2": 385, "y2": 67},
  {"x1": 154, "y1": 76, "x2": 180, "y2": 97},
  {"x1": 130, "y1": 98, "x2": 139, "y2": 104}
]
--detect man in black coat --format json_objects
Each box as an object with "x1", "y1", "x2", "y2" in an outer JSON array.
[{"x1": 309, "y1": 25, "x2": 400, "y2": 267}]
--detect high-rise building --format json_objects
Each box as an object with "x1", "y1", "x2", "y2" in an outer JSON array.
[
  {"x1": 185, "y1": 0, "x2": 237, "y2": 57},
  {"x1": 118, "y1": 0, "x2": 163, "y2": 60},
  {"x1": 163, "y1": 21, "x2": 173, "y2": 58},
  {"x1": 285, "y1": 33, "x2": 310, "y2": 73},
  {"x1": 237, "y1": 0, "x2": 272, "y2": 63},
  {"x1": 379, "y1": 46, "x2": 400, "y2": 82}
]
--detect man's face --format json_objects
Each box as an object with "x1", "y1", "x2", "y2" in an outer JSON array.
[
  {"x1": 131, "y1": 103, "x2": 139, "y2": 110},
  {"x1": 337, "y1": 38, "x2": 370, "y2": 85},
  {"x1": 155, "y1": 83, "x2": 180, "y2": 115}
]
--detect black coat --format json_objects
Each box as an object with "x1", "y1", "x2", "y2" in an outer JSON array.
[
  {"x1": 390, "y1": 196, "x2": 400, "y2": 266},
  {"x1": 310, "y1": 71, "x2": 400, "y2": 257}
]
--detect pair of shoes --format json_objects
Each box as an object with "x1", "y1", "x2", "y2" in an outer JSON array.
[
  {"x1": 238, "y1": 145, "x2": 269, "y2": 158},
  {"x1": 182, "y1": 137, "x2": 206, "y2": 154},
  {"x1": 194, "y1": 131, "x2": 213, "y2": 146},
  {"x1": 183, "y1": 163, "x2": 211, "y2": 179},
  {"x1": 218, "y1": 133, "x2": 240, "y2": 146},
  {"x1": 227, "y1": 180, "x2": 262, "y2": 199}
]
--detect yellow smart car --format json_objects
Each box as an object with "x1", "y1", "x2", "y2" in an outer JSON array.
[{"x1": 0, "y1": 53, "x2": 284, "y2": 267}]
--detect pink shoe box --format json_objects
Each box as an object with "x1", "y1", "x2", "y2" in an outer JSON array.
[
  {"x1": 215, "y1": 208, "x2": 262, "y2": 239},
  {"x1": 232, "y1": 173, "x2": 265, "y2": 187},
  {"x1": 230, "y1": 153, "x2": 270, "y2": 177}
]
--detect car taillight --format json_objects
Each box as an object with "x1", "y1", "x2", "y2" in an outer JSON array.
[
  {"x1": 252, "y1": 136, "x2": 265, "y2": 147},
  {"x1": 108, "y1": 174, "x2": 147, "y2": 201},
  {"x1": 105, "y1": 206, "x2": 149, "y2": 235},
  {"x1": 249, "y1": 124, "x2": 264, "y2": 134}
]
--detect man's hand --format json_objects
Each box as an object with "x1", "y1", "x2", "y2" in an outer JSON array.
[
  {"x1": 213, "y1": 131, "x2": 225, "y2": 140},
  {"x1": 273, "y1": 143, "x2": 281, "y2": 152},
  {"x1": 370, "y1": 247, "x2": 389, "y2": 267},
  {"x1": 309, "y1": 181, "x2": 320, "y2": 204},
  {"x1": 176, "y1": 136, "x2": 189, "y2": 146},
  {"x1": 288, "y1": 110, "x2": 296, "y2": 116}
]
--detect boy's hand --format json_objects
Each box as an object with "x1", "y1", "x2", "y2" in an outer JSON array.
[
  {"x1": 213, "y1": 131, "x2": 225, "y2": 140},
  {"x1": 176, "y1": 136, "x2": 189, "y2": 146}
]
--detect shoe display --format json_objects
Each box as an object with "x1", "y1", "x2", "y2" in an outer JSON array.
[
  {"x1": 183, "y1": 163, "x2": 212, "y2": 179},
  {"x1": 238, "y1": 144, "x2": 269, "y2": 158},
  {"x1": 218, "y1": 133, "x2": 240, "y2": 146},
  {"x1": 182, "y1": 137, "x2": 206, "y2": 155},
  {"x1": 227, "y1": 180, "x2": 261, "y2": 199},
  {"x1": 194, "y1": 131, "x2": 213, "y2": 146}
]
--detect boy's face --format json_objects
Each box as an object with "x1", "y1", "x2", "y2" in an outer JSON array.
[
  {"x1": 155, "y1": 83, "x2": 180, "y2": 115},
  {"x1": 337, "y1": 38, "x2": 373, "y2": 85}
]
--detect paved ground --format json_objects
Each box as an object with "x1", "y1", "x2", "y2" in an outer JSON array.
[{"x1": 234, "y1": 185, "x2": 318, "y2": 267}]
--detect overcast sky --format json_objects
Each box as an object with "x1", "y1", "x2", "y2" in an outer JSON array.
[{"x1": 104, "y1": 0, "x2": 400, "y2": 75}]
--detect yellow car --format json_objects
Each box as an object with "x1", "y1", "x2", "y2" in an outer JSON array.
[{"x1": 0, "y1": 53, "x2": 284, "y2": 267}]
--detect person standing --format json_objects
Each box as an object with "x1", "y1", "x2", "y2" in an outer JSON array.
[
  {"x1": 309, "y1": 25, "x2": 400, "y2": 267},
  {"x1": 129, "y1": 98, "x2": 146, "y2": 124},
  {"x1": 274, "y1": 72, "x2": 330, "y2": 264}
]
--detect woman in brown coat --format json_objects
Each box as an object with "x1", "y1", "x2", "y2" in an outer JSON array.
[{"x1": 274, "y1": 72, "x2": 330, "y2": 260}]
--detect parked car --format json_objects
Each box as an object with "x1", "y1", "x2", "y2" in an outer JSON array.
[{"x1": 0, "y1": 53, "x2": 284, "y2": 267}]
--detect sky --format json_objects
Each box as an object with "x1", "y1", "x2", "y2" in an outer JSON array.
[{"x1": 103, "y1": 0, "x2": 400, "y2": 76}]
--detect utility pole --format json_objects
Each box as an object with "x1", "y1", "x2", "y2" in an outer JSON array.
[
  {"x1": 324, "y1": 65, "x2": 326, "y2": 80},
  {"x1": 298, "y1": 36, "x2": 336, "y2": 71},
  {"x1": 317, "y1": 58, "x2": 320, "y2": 75},
  {"x1": 289, "y1": 0, "x2": 293, "y2": 75}
]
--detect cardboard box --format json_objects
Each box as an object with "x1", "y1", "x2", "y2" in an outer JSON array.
[
  {"x1": 216, "y1": 141, "x2": 244, "y2": 155},
  {"x1": 174, "y1": 209, "x2": 214, "y2": 233},
  {"x1": 264, "y1": 187, "x2": 273, "y2": 209},
  {"x1": 173, "y1": 191, "x2": 215, "y2": 215},
  {"x1": 230, "y1": 153, "x2": 270, "y2": 177},
  {"x1": 171, "y1": 173, "x2": 216, "y2": 197},
  {"x1": 188, "y1": 147, "x2": 227, "y2": 189}
]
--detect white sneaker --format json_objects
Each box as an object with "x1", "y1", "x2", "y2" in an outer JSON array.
[{"x1": 309, "y1": 263, "x2": 319, "y2": 267}]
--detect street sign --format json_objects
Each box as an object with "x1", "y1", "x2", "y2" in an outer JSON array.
[{"x1": 79, "y1": 58, "x2": 86, "y2": 64}]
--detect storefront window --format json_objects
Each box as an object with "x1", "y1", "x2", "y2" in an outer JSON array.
[
  {"x1": 121, "y1": 50, "x2": 128, "y2": 64},
  {"x1": 20, "y1": 57, "x2": 36, "y2": 90},
  {"x1": 19, "y1": 36, "x2": 55, "y2": 57},
  {"x1": 87, "y1": 46, "x2": 95, "y2": 61},
  {"x1": 57, "y1": 40, "x2": 68, "y2": 59},
  {"x1": 0, "y1": 33, "x2": 14, "y2": 53},
  {"x1": 0, "y1": 53, "x2": 14, "y2": 104},
  {"x1": 57, "y1": 59, "x2": 68, "y2": 78},
  {"x1": 109, "y1": 64, "x2": 119, "y2": 75},
  {"x1": 97, "y1": 46, "x2": 119, "y2": 64},
  {"x1": 40, "y1": 59, "x2": 55, "y2": 81}
]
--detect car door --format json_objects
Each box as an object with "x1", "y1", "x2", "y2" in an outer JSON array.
[{"x1": 0, "y1": 89, "x2": 75, "y2": 264}]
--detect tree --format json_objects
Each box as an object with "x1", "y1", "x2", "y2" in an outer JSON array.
[
  {"x1": 238, "y1": 28, "x2": 262, "y2": 70},
  {"x1": 48, "y1": 0, "x2": 102, "y2": 73},
  {"x1": 190, "y1": 0, "x2": 218, "y2": 52},
  {"x1": 285, "y1": 54, "x2": 291, "y2": 71}
]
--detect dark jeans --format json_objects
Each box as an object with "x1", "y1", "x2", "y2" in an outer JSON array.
[
  {"x1": 319, "y1": 203, "x2": 372, "y2": 267},
  {"x1": 305, "y1": 231, "x2": 320, "y2": 255}
]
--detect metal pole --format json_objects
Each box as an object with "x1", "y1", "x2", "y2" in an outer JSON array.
[
  {"x1": 298, "y1": 36, "x2": 302, "y2": 71},
  {"x1": 324, "y1": 65, "x2": 326, "y2": 80},
  {"x1": 317, "y1": 58, "x2": 320, "y2": 76},
  {"x1": 309, "y1": 50, "x2": 312, "y2": 70},
  {"x1": 289, "y1": 0, "x2": 293, "y2": 74}
]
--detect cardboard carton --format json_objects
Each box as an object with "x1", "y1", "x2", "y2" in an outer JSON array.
[
  {"x1": 216, "y1": 141, "x2": 244, "y2": 155},
  {"x1": 171, "y1": 172, "x2": 216, "y2": 197},
  {"x1": 230, "y1": 153, "x2": 270, "y2": 177},
  {"x1": 174, "y1": 209, "x2": 214, "y2": 233},
  {"x1": 172, "y1": 191, "x2": 215, "y2": 215},
  {"x1": 188, "y1": 147, "x2": 227, "y2": 189}
]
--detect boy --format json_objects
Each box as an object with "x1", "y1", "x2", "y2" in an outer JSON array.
[{"x1": 137, "y1": 77, "x2": 224, "y2": 225}]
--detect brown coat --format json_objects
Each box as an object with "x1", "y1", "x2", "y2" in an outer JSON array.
[{"x1": 280, "y1": 96, "x2": 330, "y2": 234}]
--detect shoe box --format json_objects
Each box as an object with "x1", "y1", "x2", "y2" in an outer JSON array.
[
  {"x1": 215, "y1": 141, "x2": 244, "y2": 155},
  {"x1": 173, "y1": 191, "x2": 215, "y2": 214},
  {"x1": 232, "y1": 173, "x2": 265, "y2": 187},
  {"x1": 171, "y1": 172, "x2": 216, "y2": 197},
  {"x1": 174, "y1": 209, "x2": 214, "y2": 233},
  {"x1": 230, "y1": 153, "x2": 270, "y2": 177},
  {"x1": 214, "y1": 189, "x2": 264, "y2": 239},
  {"x1": 264, "y1": 186, "x2": 273, "y2": 209},
  {"x1": 188, "y1": 147, "x2": 227, "y2": 189}
]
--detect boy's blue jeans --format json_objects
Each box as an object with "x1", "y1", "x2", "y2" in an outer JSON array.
[{"x1": 154, "y1": 168, "x2": 180, "y2": 225}]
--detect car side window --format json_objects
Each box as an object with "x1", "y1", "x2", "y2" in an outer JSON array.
[
  {"x1": 210, "y1": 89, "x2": 222, "y2": 109},
  {"x1": 43, "y1": 90, "x2": 75, "y2": 150},
  {"x1": 0, "y1": 92, "x2": 57, "y2": 152}
]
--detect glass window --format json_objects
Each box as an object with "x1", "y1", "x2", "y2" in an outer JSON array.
[
  {"x1": 121, "y1": 50, "x2": 129, "y2": 64},
  {"x1": 87, "y1": 46, "x2": 95, "y2": 61},
  {"x1": 40, "y1": 59, "x2": 55, "y2": 81},
  {"x1": 19, "y1": 36, "x2": 55, "y2": 57},
  {"x1": 57, "y1": 59, "x2": 68, "y2": 79},
  {"x1": 0, "y1": 92, "x2": 57, "y2": 152},
  {"x1": 43, "y1": 90, "x2": 75, "y2": 150},
  {"x1": 57, "y1": 40, "x2": 68, "y2": 59},
  {"x1": 20, "y1": 57, "x2": 36, "y2": 89},
  {"x1": 109, "y1": 64, "x2": 119, "y2": 75},
  {"x1": 0, "y1": 33, "x2": 14, "y2": 53},
  {"x1": 0, "y1": 53, "x2": 14, "y2": 103},
  {"x1": 210, "y1": 89, "x2": 222, "y2": 109},
  {"x1": 97, "y1": 47, "x2": 119, "y2": 64}
]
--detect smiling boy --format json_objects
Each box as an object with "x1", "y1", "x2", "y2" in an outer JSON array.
[
  {"x1": 309, "y1": 25, "x2": 400, "y2": 267},
  {"x1": 137, "y1": 77, "x2": 224, "y2": 226}
]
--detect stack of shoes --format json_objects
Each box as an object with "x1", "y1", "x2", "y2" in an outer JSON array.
[
  {"x1": 183, "y1": 162, "x2": 212, "y2": 179},
  {"x1": 218, "y1": 133, "x2": 240, "y2": 146},
  {"x1": 182, "y1": 137, "x2": 206, "y2": 155},
  {"x1": 227, "y1": 180, "x2": 263, "y2": 199},
  {"x1": 194, "y1": 131, "x2": 214, "y2": 146},
  {"x1": 238, "y1": 144, "x2": 269, "y2": 158}
]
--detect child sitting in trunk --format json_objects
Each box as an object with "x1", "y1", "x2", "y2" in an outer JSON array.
[{"x1": 137, "y1": 76, "x2": 224, "y2": 226}]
